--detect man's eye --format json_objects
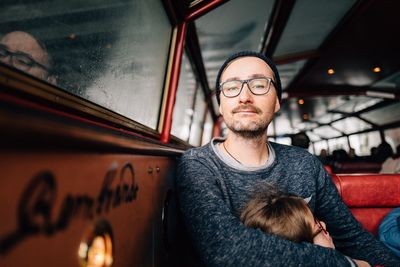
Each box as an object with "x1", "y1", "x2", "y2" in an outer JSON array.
[
  {"x1": 252, "y1": 83, "x2": 266, "y2": 89},
  {"x1": 226, "y1": 86, "x2": 239, "y2": 91},
  {"x1": 15, "y1": 56, "x2": 32, "y2": 66}
]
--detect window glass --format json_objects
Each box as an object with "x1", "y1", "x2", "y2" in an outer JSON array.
[
  {"x1": 328, "y1": 136, "x2": 349, "y2": 153},
  {"x1": 189, "y1": 88, "x2": 206, "y2": 146},
  {"x1": 201, "y1": 111, "x2": 213, "y2": 146},
  {"x1": 1, "y1": 0, "x2": 172, "y2": 129},
  {"x1": 274, "y1": 0, "x2": 357, "y2": 56},
  {"x1": 360, "y1": 102, "x2": 400, "y2": 126},
  {"x1": 275, "y1": 137, "x2": 291, "y2": 146},
  {"x1": 349, "y1": 131, "x2": 381, "y2": 156},
  {"x1": 313, "y1": 126, "x2": 342, "y2": 139},
  {"x1": 332, "y1": 96, "x2": 382, "y2": 113},
  {"x1": 331, "y1": 117, "x2": 372, "y2": 135},
  {"x1": 384, "y1": 128, "x2": 400, "y2": 150},
  {"x1": 195, "y1": 0, "x2": 275, "y2": 90},
  {"x1": 313, "y1": 140, "x2": 328, "y2": 155},
  {"x1": 171, "y1": 52, "x2": 197, "y2": 141}
]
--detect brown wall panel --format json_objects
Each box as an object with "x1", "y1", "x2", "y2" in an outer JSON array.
[{"x1": 0, "y1": 153, "x2": 177, "y2": 267}]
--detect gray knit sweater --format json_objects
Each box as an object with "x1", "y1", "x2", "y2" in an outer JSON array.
[{"x1": 176, "y1": 141, "x2": 400, "y2": 267}]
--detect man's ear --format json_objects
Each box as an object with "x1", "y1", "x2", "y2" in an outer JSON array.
[{"x1": 274, "y1": 97, "x2": 280, "y2": 113}]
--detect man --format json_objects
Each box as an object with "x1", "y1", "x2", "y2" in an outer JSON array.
[
  {"x1": 177, "y1": 51, "x2": 400, "y2": 266},
  {"x1": 0, "y1": 31, "x2": 55, "y2": 83}
]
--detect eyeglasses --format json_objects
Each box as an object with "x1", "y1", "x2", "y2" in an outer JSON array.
[
  {"x1": 0, "y1": 44, "x2": 49, "y2": 72},
  {"x1": 313, "y1": 218, "x2": 328, "y2": 238},
  {"x1": 219, "y1": 77, "x2": 275, "y2": 98}
]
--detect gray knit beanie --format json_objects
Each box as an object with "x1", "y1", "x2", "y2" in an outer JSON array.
[{"x1": 215, "y1": 51, "x2": 282, "y2": 105}]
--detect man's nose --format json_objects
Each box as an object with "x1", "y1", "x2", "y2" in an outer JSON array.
[{"x1": 238, "y1": 82, "x2": 254, "y2": 103}]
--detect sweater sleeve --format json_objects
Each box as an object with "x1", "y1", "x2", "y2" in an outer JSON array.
[
  {"x1": 176, "y1": 153, "x2": 353, "y2": 267},
  {"x1": 313, "y1": 157, "x2": 400, "y2": 267}
]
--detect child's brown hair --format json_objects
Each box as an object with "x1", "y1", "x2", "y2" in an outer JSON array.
[{"x1": 240, "y1": 186, "x2": 315, "y2": 243}]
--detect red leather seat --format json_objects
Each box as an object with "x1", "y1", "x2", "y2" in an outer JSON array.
[
  {"x1": 333, "y1": 162, "x2": 382, "y2": 173},
  {"x1": 331, "y1": 174, "x2": 400, "y2": 236}
]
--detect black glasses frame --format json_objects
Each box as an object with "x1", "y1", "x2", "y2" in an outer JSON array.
[
  {"x1": 0, "y1": 43, "x2": 49, "y2": 72},
  {"x1": 219, "y1": 77, "x2": 275, "y2": 98}
]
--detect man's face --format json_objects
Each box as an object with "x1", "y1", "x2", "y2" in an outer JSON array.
[
  {"x1": 0, "y1": 31, "x2": 49, "y2": 80},
  {"x1": 219, "y1": 56, "x2": 280, "y2": 137}
]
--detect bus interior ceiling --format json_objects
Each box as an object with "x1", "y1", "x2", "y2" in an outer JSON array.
[{"x1": 184, "y1": 0, "x2": 400, "y2": 156}]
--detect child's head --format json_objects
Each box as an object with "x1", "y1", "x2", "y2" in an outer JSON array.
[{"x1": 241, "y1": 187, "x2": 319, "y2": 243}]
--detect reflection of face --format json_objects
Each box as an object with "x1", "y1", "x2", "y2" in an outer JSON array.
[
  {"x1": 0, "y1": 31, "x2": 49, "y2": 80},
  {"x1": 219, "y1": 57, "x2": 280, "y2": 138}
]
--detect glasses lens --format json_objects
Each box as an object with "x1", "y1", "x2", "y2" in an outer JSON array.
[
  {"x1": 222, "y1": 81, "x2": 242, "y2": 97},
  {"x1": 249, "y1": 78, "x2": 270, "y2": 95},
  {"x1": 13, "y1": 54, "x2": 33, "y2": 70}
]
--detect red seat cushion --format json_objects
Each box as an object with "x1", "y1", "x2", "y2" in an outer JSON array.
[{"x1": 331, "y1": 174, "x2": 400, "y2": 236}]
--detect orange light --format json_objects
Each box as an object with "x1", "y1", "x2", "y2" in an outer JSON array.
[
  {"x1": 298, "y1": 99, "x2": 305, "y2": 105},
  {"x1": 327, "y1": 69, "x2": 335, "y2": 75},
  {"x1": 373, "y1": 67, "x2": 381, "y2": 73}
]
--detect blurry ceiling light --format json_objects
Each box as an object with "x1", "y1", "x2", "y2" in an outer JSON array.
[
  {"x1": 69, "y1": 33, "x2": 77, "y2": 40},
  {"x1": 373, "y1": 67, "x2": 381, "y2": 73},
  {"x1": 327, "y1": 68, "x2": 335, "y2": 75},
  {"x1": 298, "y1": 99, "x2": 305, "y2": 105}
]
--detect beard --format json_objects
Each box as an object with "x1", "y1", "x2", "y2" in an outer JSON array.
[
  {"x1": 226, "y1": 119, "x2": 269, "y2": 139},
  {"x1": 224, "y1": 104, "x2": 272, "y2": 139}
]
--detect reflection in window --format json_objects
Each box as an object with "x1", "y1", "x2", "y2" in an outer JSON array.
[
  {"x1": 171, "y1": 52, "x2": 197, "y2": 142},
  {"x1": 1, "y1": 0, "x2": 172, "y2": 129}
]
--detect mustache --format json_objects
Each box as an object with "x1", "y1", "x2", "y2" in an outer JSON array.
[{"x1": 232, "y1": 105, "x2": 262, "y2": 114}]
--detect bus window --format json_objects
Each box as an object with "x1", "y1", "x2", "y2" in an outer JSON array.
[
  {"x1": 328, "y1": 136, "x2": 349, "y2": 153},
  {"x1": 171, "y1": 52, "x2": 197, "y2": 142},
  {"x1": 201, "y1": 111, "x2": 213, "y2": 146},
  {"x1": 349, "y1": 131, "x2": 382, "y2": 156},
  {"x1": 331, "y1": 117, "x2": 372, "y2": 135},
  {"x1": 188, "y1": 88, "x2": 206, "y2": 146},
  {"x1": 0, "y1": 0, "x2": 172, "y2": 130}
]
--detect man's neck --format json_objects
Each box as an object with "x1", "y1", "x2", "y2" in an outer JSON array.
[{"x1": 223, "y1": 132, "x2": 269, "y2": 167}]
